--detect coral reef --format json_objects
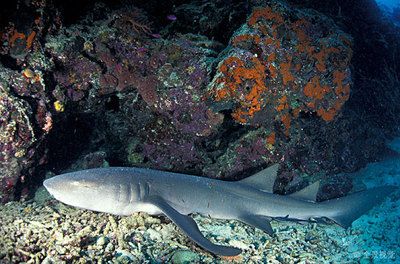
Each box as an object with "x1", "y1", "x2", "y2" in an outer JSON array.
[
  {"x1": 0, "y1": 0, "x2": 60, "y2": 61},
  {"x1": 208, "y1": 2, "x2": 352, "y2": 130},
  {"x1": 0, "y1": 0, "x2": 400, "y2": 262},
  {"x1": 204, "y1": 129, "x2": 279, "y2": 179},
  {"x1": 0, "y1": 83, "x2": 36, "y2": 202},
  {"x1": 287, "y1": 0, "x2": 400, "y2": 135},
  {"x1": 0, "y1": 0, "x2": 399, "y2": 203},
  {"x1": 0, "y1": 53, "x2": 53, "y2": 203},
  {"x1": 170, "y1": 0, "x2": 248, "y2": 44},
  {"x1": 0, "y1": 0, "x2": 61, "y2": 202},
  {"x1": 44, "y1": 11, "x2": 224, "y2": 173},
  {"x1": 201, "y1": 1, "x2": 357, "y2": 192}
]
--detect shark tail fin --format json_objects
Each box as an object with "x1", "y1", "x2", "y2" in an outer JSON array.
[{"x1": 321, "y1": 186, "x2": 397, "y2": 228}]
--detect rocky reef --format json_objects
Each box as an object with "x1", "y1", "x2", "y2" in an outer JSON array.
[{"x1": 0, "y1": 0, "x2": 399, "y2": 203}]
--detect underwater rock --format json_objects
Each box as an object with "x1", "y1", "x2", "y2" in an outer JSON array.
[
  {"x1": 208, "y1": 0, "x2": 352, "y2": 128},
  {"x1": 200, "y1": 0, "x2": 363, "y2": 188},
  {"x1": 115, "y1": 249, "x2": 138, "y2": 263},
  {"x1": 33, "y1": 186, "x2": 52, "y2": 204},
  {"x1": 171, "y1": 0, "x2": 249, "y2": 44},
  {"x1": 69, "y1": 151, "x2": 109, "y2": 171},
  {"x1": 199, "y1": 1, "x2": 358, "y2": 186},
  {"x1": 171, "y1": 250, "x2": 200, "y2": 264},
  {"x1": 0, "y1": 44, "x2": 54, "y2": 202},
  {"x1": 44, "y1": 6, "x2": 225, "y2": 173},
  {"x1": 28, "y1": 1, "x2": 358, "y2": 187},
  {"x1": 96, "y1": 236, "x2": 109, "y2": 247},
  {"x1": 0, "y1": 0, "x2": 399, "y2": 204},
  {"x1": 0, "y1": 6, "x2": 61, "y2": 174},
  {"x1": 0, "y1": 82, "x2": 36, "y2": 202},
  {"x1": 0, "y1": 0, "x2": 58, "y2": 61},
  {"x1": 0, "y1": 1, "x2": 61, "y2": 202},
  {"x1": 204, "y1": 128, "x2": 279, "y2": 179}
]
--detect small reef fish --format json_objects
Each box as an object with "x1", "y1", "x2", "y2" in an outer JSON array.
[
  {"x1": 43, "y1": 164, "x2": 397, "y2": 256},
  {"x1": 166, "y1": 14, "x2": 177, "y2": 21}
]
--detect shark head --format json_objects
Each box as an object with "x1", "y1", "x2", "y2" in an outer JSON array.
[{"x1": 43, "y1": 168, "x2": 143, "y2": 214}]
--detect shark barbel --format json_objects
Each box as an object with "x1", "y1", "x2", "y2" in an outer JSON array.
[{"x1": 43, "y1": 164, "x2": 397, "y2": 256}]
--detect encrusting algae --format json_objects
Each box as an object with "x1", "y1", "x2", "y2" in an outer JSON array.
[{"x1": 209, "y1": 2, "x2": 352, "y2": 133}]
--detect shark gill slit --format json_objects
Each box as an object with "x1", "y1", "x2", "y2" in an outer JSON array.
[
  {"x1": 138, "y1": 182, "x2": 143, "y2": 201},
  {"x1": 129, "y1": 182, "x2": 134, "y2": 204},
  {"x1": 138, "y1": 181, "x2": 148, "y2": 201},
  {"x1": 117, "y1": 184, "x2": 122, "y2": 202},
  {"x1": 145, "y1": 182, "x2": 150, "y2": 197}
]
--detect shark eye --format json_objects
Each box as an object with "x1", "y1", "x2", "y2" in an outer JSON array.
[{"x1": 70, "y1": 181, "x2": 81, "y2": 186}]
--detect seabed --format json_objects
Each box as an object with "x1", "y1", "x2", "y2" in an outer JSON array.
[{"x1": 1, "y1": 154, "x2": 399, "y2": 263}]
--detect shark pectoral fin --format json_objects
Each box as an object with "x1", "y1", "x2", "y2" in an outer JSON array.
[
  {"x1": 239, "y1": 164, "x2": 279, "y2": 193},
  {"x1": 289, "y1": 181, "x2": 320, "y2": 202},
  {"x1": 239, "y1": 215, "x2": 274, "y2": 236},
  {"x1": 145, "y1": 196, "x2": 242, "y2": 256}
]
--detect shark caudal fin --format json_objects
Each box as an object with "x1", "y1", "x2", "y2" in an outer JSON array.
[{"x1": 322, "y1": 186, "x2": 397, "y2": 228}]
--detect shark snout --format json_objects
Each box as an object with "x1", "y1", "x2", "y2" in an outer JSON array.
[
  {"x1": 43, "y1": 174, "x2": 87, "y2": 206},
  {"x1": 43, "y1": 172, "x2": 82, "y2": 194},
  {"x1": 43, "y1": 177, "x2": 59, "y2": 196},
  {"x1": 43, "y1": 175, "x2": 72, "y2": 197},
  {"x1": 42, "y1": 169, "x2": 128, "y2": 214}
]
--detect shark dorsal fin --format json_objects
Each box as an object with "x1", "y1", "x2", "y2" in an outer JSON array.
[
  {"x1": 289, "y1": 181, "x2": 320, "y2": 202},
  {"x1": 239, "y1": 164, "x2": 279, "y2": 193}
]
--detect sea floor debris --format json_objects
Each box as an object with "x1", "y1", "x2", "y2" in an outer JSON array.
[
  {"x1": 1, "y1": 199, "x2": 343, "y2": 263},
  {"x1": 1, "y1": 158, "x2": 399, "y2": 263}
]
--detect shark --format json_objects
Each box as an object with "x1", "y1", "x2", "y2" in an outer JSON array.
[{"x1": 43, "y1": 164, "x2": 397, "y2": 256}]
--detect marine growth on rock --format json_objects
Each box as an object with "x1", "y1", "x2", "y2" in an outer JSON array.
[{"x1": 209, "y1": 2, "x2": 353, "y2": 135}]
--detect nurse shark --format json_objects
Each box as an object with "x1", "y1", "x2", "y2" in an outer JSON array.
[{"x1": 43, "y1": 164, "x2": 396, "y2": 256}]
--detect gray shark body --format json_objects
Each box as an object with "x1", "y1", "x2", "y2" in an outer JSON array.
[{"x1": 43, "y1": 165, "x2": 396, "y2": 256}]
